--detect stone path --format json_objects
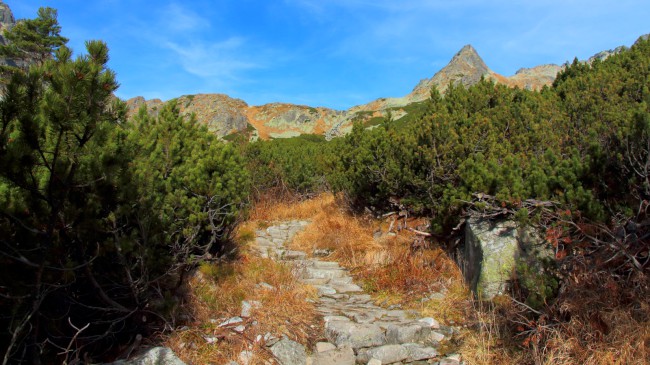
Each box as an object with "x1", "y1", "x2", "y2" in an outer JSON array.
[{"x1": 255, "y1": 221, "x2": 461, "y2": 365}]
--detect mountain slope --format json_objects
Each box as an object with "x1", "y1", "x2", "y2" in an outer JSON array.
[{"x1": 126, "y1": 37, "x2": 646, "y2": 140}]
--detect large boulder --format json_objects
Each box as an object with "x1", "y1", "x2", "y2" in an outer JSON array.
[{"x1": 462, "y1": 217, "x2": 553, "y2": 300}]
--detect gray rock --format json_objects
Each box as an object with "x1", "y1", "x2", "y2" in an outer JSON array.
[
  {"x1": 315, "y1": 285, "x2": 337, "y2": 296},
  {"x1": 386, "y1": 324, "x2": 430, "y2": 344},
  {"x1": 313, "y1": 261, "x2": 340, "y2": 269},
  {"x1": 315, "y1": 342, "x2": 337, "y2": 353},
  {"x1": 283, "y1": 250, "x2": 307, "y2": 260},
  {"x1": 219, "y1": 317, "x2": 243, "y2": 327},
  {"x1": 311, "y1": 346, "x2": 355, "y2": 365},
  {"x1": 330, "y1": 283, "x2": 363, "y2": 293},
  {"x1": 256, "y1": 282, "x2": 276, "y2": 290},
  {"x1": 239, "y1": 350, "x2": 253, "y2": 365},
  {"x1": 241, "y1": 300, "x2": 261, "y2": 318},
  {"x1": 325, "y1": 321, "x2": 386, "y2": 349},
  {"x1": 270, "y1": 338, "x2": 307, "y2": 365},
  {"x1": 108, "y1": 347, "x2": 186, "y2": 365},
  {"x1": 264, "y1": 332, "x2": 280, "y2": 346},
  {"x1": 313, "y1": 248, "x2": 333, "y2": 257},
  {"x1": 429, "y1": 331, "x2": 445, "y2": 343},
  {"x1": 304, "y1": 267, "x2": 346, "y2": 280},
  {"x1": 418, "y1": 317, "x2": 440, "y2": 329},
  {"x1": 437, "y1": 359, "x2": 460, "y2": 365},
  {"x1": 402, "y1": 343, "x2": 438, "y2": 361},
  {"x1": 367, "y1": 360, "x2": 382, "y2": 365},
  {"x1": 365, "y1": 344, "x2": 409, "y2": 364},
  {"x1": 462, "y1": 218, "x2": 551, "y2": 300}
]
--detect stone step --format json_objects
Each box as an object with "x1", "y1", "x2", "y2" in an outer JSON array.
[
  {"x1": 282, "y1": 250, "x2": 307, "y2": 260},
  {"x1": 313, "y1": 261, "x2": 340, "y2": 269},
  {"x1": 303, "y1": 267, "x2": 347, "y2": 280}
]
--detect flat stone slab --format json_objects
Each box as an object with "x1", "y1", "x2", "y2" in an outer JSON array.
[
  {"x1": 304, "y1": 267, "x2": 347, "y2": 280},
  {"x1": 386, "y1": 323, "x2": 431, "y2": 344},
  {"x1": 331, "y1": 283, "x2": 363, "y2": 293},
  {"x1": 311, "y1": 346, "x2": 355, "y2": 365},
  {"x1": 325, "y1": 321, "x2": 386, "y2": 349},
  {"x1": 315, "y1": 285, "x2": 337, "y2": 296},
  {"x1": 313, "y1": 261, "x2": 341, "y2": 269},
  {"x1": 361, "y1": 344, "x2": 409, "y2": 364},
  {"x1": 402, "y1": 343, "x2": 439, "y2": 361},
  {"x1": 270, "y1": 338, "x2": 307, "y2": 365}
]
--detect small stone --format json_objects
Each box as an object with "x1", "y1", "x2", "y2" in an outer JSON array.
[
  {"x1": 233, "y1": 325, "x2": 246, "y2": 333},
  {"x1": 313, "y1": 261, "x2": 340, "y2": 269},
  {"x1": 418, "y1": 317, "x2": 441, "y2": 329},
  {"x1": 283, "y1": 250, "x2": 308, "y2": 260},
  {"x1": 313, "y1": 248, "x2": 332, "y2": 257},
  {"x1": 331, "y1": 283, "x2": 363, "y2": 293},
  {"x1": 315, "y1": 285, "x2": 337, "y2": 296},
  {"x1": 429, "y1": 331, "x2": 445, "y2": 343},
  {"x1": 311, "y1": 346, "x2": 355, "y2": 365},
  {"x1": 204, "y1": 336, "x2": 218, "y2": 344},
  {"x1": 315, "y1": 342, "x2": 336, "y2": 353},
  {"x1": 365, "y1": 344, "x2": 409, "y2": 364},
  {"x1": 438, "y1": 358, "x2": 460, "y2": 365},
  {"x1": 325, "y1": 321, "x2": 386, "y2": 349},
  {"x1": 257, "y1": 282, "x2": 275, "y2": 290},
  {"x1": 219, "y1": 317, "x2": 243, "y2": 327},
  {"x1": 270, "y1": 338, "x2": 308, "y2": 365},
  {"x1": 241, "y1": 300, "x2": 262, "y2": 317},
  {"x1": 429, "y1": 292, "x2": 446, "y2": 300},
  {"x1": 264, "y1": 332, "x2": 280, "y2": 346},
  {"x1": 239, "y1": 350, "x2": 253, "y2": 365},
  {"x1": 367, "y1": 360, "x2": 382, "y2": 365}
]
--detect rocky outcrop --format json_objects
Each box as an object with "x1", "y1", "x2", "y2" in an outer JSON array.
[
  {"x1": 410, "y1": 45, "x2": 490, "y2": 100},
  {"x1": 0, "y1": 2, "x2": 19, "y2": 69},
  {"x1": 462, "y1": 218, "x2": 553, "y2": 300},
  {"x1": 0, "y1": 2, "x2": 15, "y2": 44}
]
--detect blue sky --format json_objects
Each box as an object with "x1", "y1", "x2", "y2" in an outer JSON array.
[{"x1": 8, "y1": 0, "x2": 650, "y2": 110}]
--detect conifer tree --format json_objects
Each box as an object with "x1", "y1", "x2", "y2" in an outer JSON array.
[{"x1": 0, "y1": 7, "x2": 67, "y2": 77}]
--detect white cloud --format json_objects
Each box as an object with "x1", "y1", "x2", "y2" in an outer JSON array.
[
  {"x1": 161, "y1": 3, "x2": 209, "y2": 32},
  {"x1": 162, "y1": 38, "x2": 260, "y2": 80}
]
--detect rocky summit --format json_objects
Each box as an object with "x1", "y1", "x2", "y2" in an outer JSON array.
[{"x1": 124, "y1": 37, "x2": 645, "y2": 141}]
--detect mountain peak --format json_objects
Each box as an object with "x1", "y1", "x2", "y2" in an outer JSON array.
[
  {"x1": 448, "y1": 44, "x2": 488, "y2": 73},
  {"x1": 409, "y1": 44, "x2": 489, "y2": 99}
]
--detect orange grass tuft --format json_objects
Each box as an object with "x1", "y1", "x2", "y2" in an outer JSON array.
[{"x1": 249, "y1": 192, "x2": 336, "y2": 222}]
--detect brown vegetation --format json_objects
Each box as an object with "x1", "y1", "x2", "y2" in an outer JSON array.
[{"x1": 162, "y1": 229, "x2": 320, "y2": 364}]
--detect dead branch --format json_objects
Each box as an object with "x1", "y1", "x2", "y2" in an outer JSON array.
[{"x1": 408, "y1": 228, "x2": 432, "y2": 237}]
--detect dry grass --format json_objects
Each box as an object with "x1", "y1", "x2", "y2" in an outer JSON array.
[
  {"x1": 458, "y1": 283, "x2": 650, "y2": 365},
  {"x1": 162, "y1": 253, "x2": 320, "y2": 364},
  {"x1": 281, "y1": 194, "x2": 473, "y2": 326},
  {"x1": 248, "y1": 191, "x2": 336, "y2": 222},
  {"x1": 177, "y1": 192, "x2": 650, "y2": 365}
]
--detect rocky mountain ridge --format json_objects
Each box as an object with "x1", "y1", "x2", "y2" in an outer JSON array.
[{"x1": 123, "y1": 35, "x2": 650, "y2": 140}]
